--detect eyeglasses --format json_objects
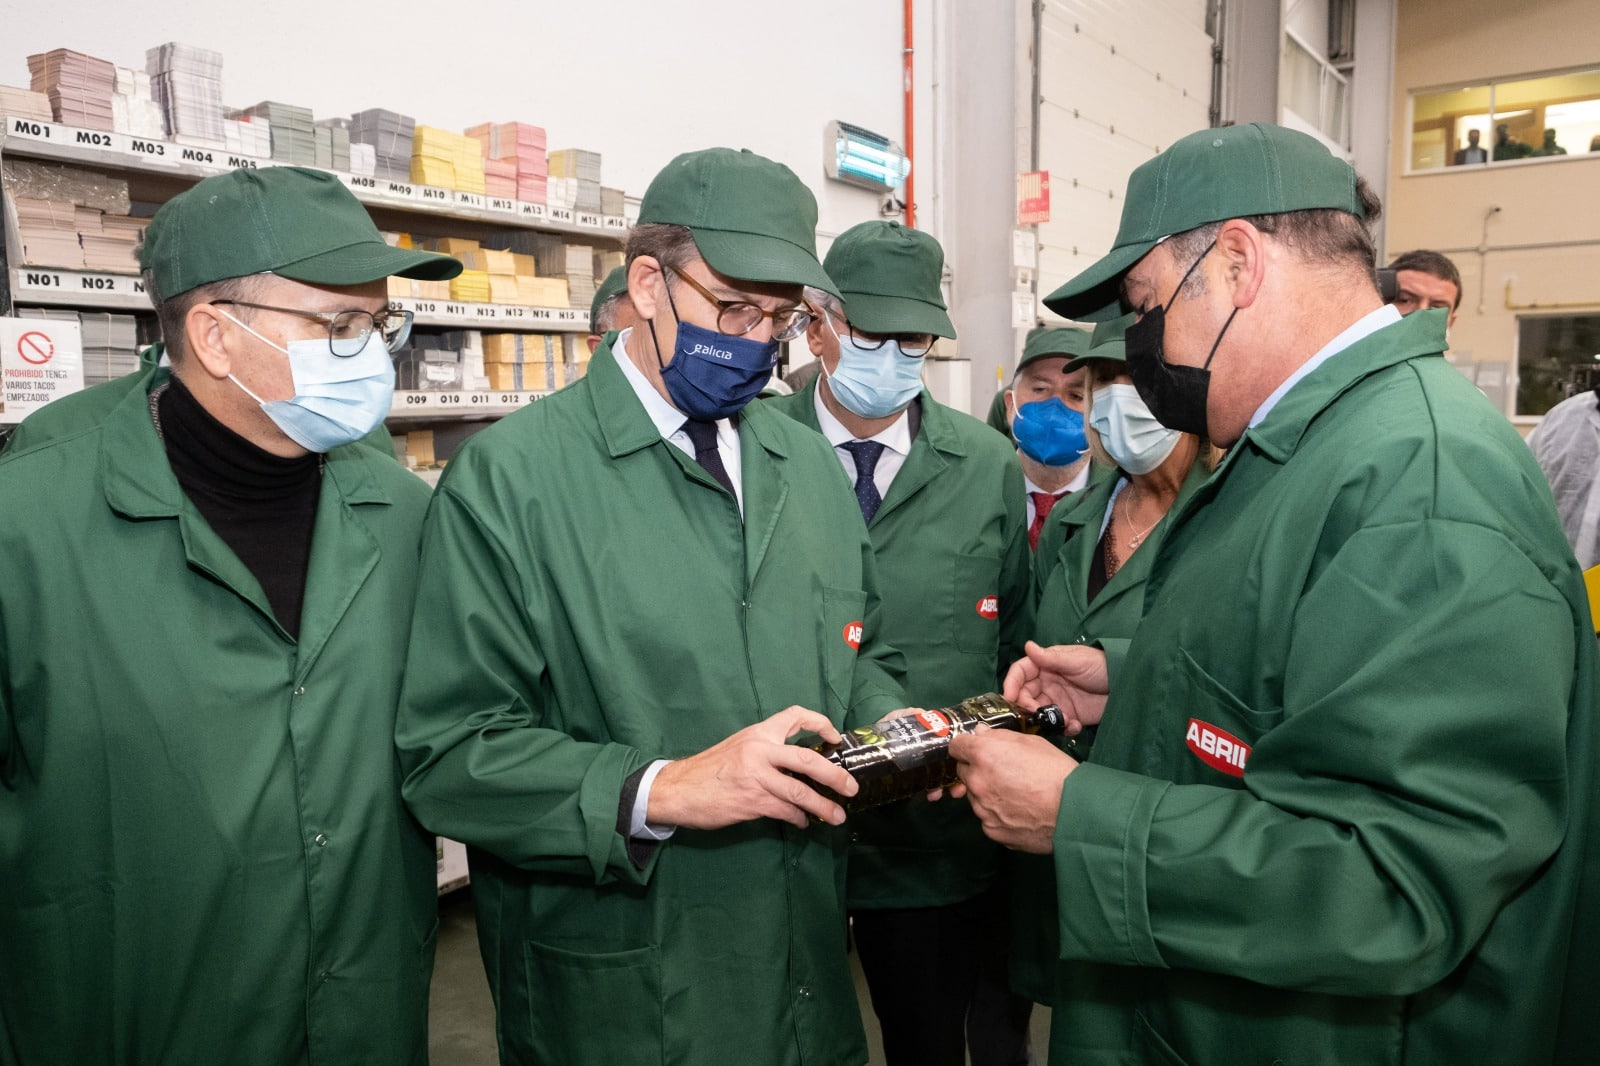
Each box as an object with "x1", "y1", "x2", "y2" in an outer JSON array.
[
  {"x1": 818, "y1": 306, "x2": 933, "y2": 357},
  {"x1": 211, "y1": 300, "x2": 414, "y2": 357},
  {"x1": 668, "y1": 268, "x2": 813, "y2": 342},
  {"x1": 843, "y1": 324, "x2": 934, "y2": 358}
]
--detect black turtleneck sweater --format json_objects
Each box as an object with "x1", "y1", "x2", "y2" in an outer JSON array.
[{"x1": 156, "y1": 377, "x2": 320, "y2": 638}]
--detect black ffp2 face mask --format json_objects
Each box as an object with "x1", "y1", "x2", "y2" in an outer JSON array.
[{"x1": 1124, "y1": 240, "x2": 1238, "y2": 438}]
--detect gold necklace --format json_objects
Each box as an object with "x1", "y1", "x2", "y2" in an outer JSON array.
[{"x1": 1118, "y1": 483, "x2": 1162, "y2": 549}]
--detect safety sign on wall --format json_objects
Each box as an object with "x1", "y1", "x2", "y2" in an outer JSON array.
[{"x1": 0, "y1": 318, "x2": 84, "y2": 424}]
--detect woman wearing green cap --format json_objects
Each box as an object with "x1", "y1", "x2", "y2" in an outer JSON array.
[{"x1": 1007, "y1": 312, "x2": 1217, "y2": 1007}]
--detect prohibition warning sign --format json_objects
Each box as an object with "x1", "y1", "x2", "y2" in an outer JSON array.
[
  {"x1": 17, "y1": 331, "x2": 54, "y2": 365},
  {"x1": 1, "y1": 318, "x2": 84, "y2": 423}
]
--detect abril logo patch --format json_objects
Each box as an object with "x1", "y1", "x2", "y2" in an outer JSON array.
[
  {"x1": 1185, "y1": 719, "x2": 1250, "y2": 778},
  {"x1": 976, "y1": 596, "x2": 999, "y2": 619},
  {"x1": 843, "y1": 621, "x2": 863, "y2": 650}
]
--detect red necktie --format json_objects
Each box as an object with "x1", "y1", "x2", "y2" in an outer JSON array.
[{"x1": 1029, "y1": 491, "x2": 1061, "y2": 552}]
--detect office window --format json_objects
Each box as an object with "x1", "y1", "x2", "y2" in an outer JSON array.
[
  {"x1": 1518, "y1": 314, "x2": 1600, "y2": 416},
  {"x1": 1411, "y1": 67, "x2": 1600, "y2": 172}
]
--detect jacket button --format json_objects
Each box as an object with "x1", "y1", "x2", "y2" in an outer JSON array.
[
  {"x1": 797, "y1": 986, "x2": 811, "y2": 999},
  {"x1": 314, "y1": 833, "x2": 329, "y2": 847},
  {"x1": 318, "y1": 970, "x2": 331, "y2": 983},
  {"x1": 294, "y1": 686, "x2": 306, "y2": 698}
]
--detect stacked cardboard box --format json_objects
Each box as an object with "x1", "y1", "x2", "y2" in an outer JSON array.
[
  {"x1": 240, "y1": 101, "x2": 317, "y2": 165},
  {"x1": 349, "y1": 108, "x2": 415, "y2": 182},
  {"x1": 411, "y1": 126, "x2": 485, "y2": 193},
  {"x1": 28, "y1": 49, "x2": 115, "y2": 131},
  {"x1": 111, "y1": 67, "x2": 165, "y2": 139},
  {"x1": 467, "y1": 122, "x2": 548, "y2": 203},
  {"x1": 0, "y1": 85, "x2": 52, "y2": 121},
  {"x1": 146, "y1": 42, "x2": 225, "y2": 144},
  {"x1": 549, "y1": 148, "x2": 603, "y2": 213}
]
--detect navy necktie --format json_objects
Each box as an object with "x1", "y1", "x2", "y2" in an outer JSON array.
[
  {"x1": 682, "y1": 419, "x2": 735, "y2": 495},
  {"x1": 841, "y1": 440, "x2": 887, "y2": 523}
]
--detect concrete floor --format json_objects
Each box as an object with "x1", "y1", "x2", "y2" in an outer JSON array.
[{"x1": 427, "y1": 886, "x2": 1052, "y2": 1065}]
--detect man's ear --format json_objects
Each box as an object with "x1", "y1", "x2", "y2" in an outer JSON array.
[
  {"x1": 1214, "y1": 218, "x2": 1268, "y2": 309},
  {"x1": 627, "y1": 257, "x2": 664, "y2": 320},
  {"x1": 185, "y1": 302, "x2": 238, "y2": 381}
]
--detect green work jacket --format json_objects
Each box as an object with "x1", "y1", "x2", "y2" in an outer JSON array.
[
  {"x1": 1010, "y1": 460, "x2": 1209, "y2": 1003},
  {"x1": 763, "y1": 382, "x2": 1033, "y2": 908},
  {"x1": 395, "y1": 342, "x2": 907, "y2": 1066},
  {"x1": 1046, "y1": 310, "x2": 1600, "y2": 1065},
  {"x1": 0, "y1": 366, "x2": 438, "y2": 1064}
]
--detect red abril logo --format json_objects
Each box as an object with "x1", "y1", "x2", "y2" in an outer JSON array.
[
  {"x1": 976, "y1": 595, "x2": 999, "y2": 619},
  {"x1": 1185, "y1": 719, "x2": 1250, "y2": 778},
  {"x1": 915, "y1": 709, "x2": 951, "y2": 737},
  {"x1": 843, "y1": 621, "x2": 863, "y2": 650}
]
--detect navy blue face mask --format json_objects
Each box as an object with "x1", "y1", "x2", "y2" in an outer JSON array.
[{"x1": 648, "y1": 275, "x2": 779, "y2": 421}]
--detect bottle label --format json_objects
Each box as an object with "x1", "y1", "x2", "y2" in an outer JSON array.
[{"x1": 913, "y1": 709, "x2": 951, "y2": 737}]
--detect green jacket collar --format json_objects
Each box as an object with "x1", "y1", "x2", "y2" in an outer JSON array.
[
  {"x1": 100, "y1": 366, "x2": 394, "y2": 518},
  {"x1": 1242, "y1": 309, "x2": 1447, "y2": 465}
]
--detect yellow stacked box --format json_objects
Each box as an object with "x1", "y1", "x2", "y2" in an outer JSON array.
[{"x1": 411, "y1": 126, "x2": 487, "y2": 193}]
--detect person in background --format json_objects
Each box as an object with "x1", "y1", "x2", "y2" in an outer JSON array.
[
  {"x1": 1453, "y1": 127, "x2": 1487, "y2": 165},
  {"x1": 1006, "y1": 326, "x2": 1094, "y2": 549},
  {"x1": 1386, "y1": 248, "x2": 1462, "y2": 333},
  {"x1": 766, "y1": 220, "x2": 1032, "y2": 1066},
  {"x1": 1007, "y1": 311, "x2": 1217, "y2": 1012},
  {"x1": 1494, "y1": 122, "x2": 1532, "y2": 160},
  {"x1": 395, "y1": 147, "x2": 910, "y2": 1066},
  {"x1": 1528, "y1": 385, "x2": 1600, "y2": 573},
  {"x1": 586, "y1": 264, "x2": 633, "y2": 353},
  {"x1": 950, "y1": 122, "x2": 1596, "y2": 1065},
  {"x1": 0, "y1": 166, "x2": 462, "y2": 1063},
  {"x1": 1531, "y1": 128, "x2": 1568, "y2": 157}
]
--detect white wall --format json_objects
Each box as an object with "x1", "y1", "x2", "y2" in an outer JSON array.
[
  {"x1": 0, "y1": 0, "x2": 913, "y2": 244},
  {"x1": 1033, "y1": 0, "x2": 1215, "y2": 318}
]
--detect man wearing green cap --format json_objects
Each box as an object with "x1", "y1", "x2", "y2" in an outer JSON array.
[
  {"x1": 396, "y1": 148, "x2": 909, "y2": 1066},
  {"x1": 0, "y1": 165, "x2": 462, "y2": 1063},
  {"x1": 586, "y1": 264, "x2": 633, "y2": 353},
  {"x1": 764, "y1": 220, "x2": 1033, "y2": 1066},
  {"x1": 944, "y1": 122, "x2": 1597, "y2": 1064},
  {"x1": 1007, "y1": 326, "x2": 1094, "y2": 550}
]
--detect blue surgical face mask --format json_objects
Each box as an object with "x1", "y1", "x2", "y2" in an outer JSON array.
[
  {"x1": 648, "y1": 280, "x2": 778, "y2": 421},
  {"x1": 1012, "y1": 395, "x2": 1087, "y2": 467},
  {"x1": 822, "y1": 318, "x2": 924, "y2": 419},
  {"x1": 223, "y1": 310, "x2": 394, "y2": 453},
  {"x1": 1089, "y1": 383, "x2": 1183, "y2": 474}
]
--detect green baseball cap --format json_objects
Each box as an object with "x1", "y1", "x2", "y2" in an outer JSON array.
[
  {"x1": 822, "y1": 221, "x2": 955, "y2": 338},
  {"x1": 636, "y1": 147, "x2": 838, "y2": 296},
  {"x1": 1045, "y1": 123, "x2": 1367, "y2": 321},
  {"x1": 140, "y1": 166, "x2": 461, "y2": 301},
  {"x1": 1018, "y1": 325, "x2": 1092, "y2": 374},
  {"x1": 590, "y1": 265, "x2": 629, "y2": 334},
  {"x1": 1065, "y1": 312, "x2": 1135, "y2": 372}
]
